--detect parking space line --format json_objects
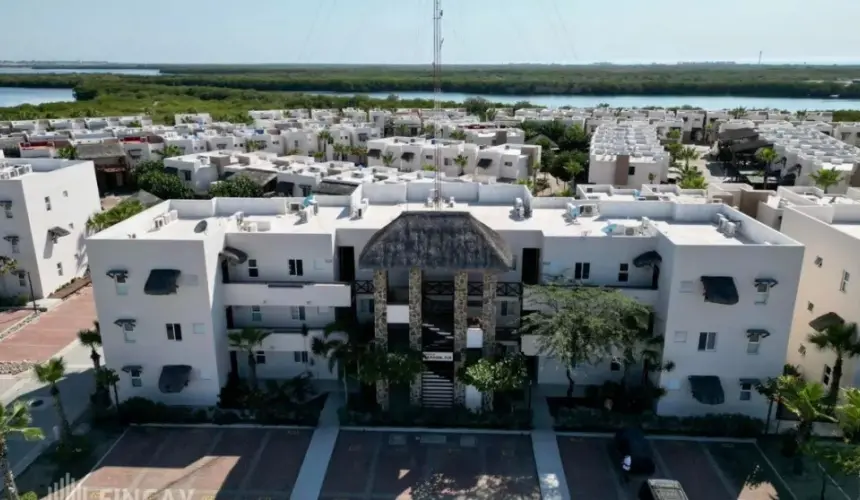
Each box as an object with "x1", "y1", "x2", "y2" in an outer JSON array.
[
  {"x1": 362, "y1": 431, "x2": 384, "y2": 498},
  {"x1": 239, "y1": 429, "x2": 272, "y2": 492},
  {"x1": 594, "y1": 439, "x2": 629, "y2": 500},
  {"x1": 649, "y1": 441, "x2": 672, "y2": 479},
  {"x1": 699, "y1": 442, "x2": 739, "y2": 499},
  {"x1": 752, "y1": 442, "x2": 800, "y2": 500}
]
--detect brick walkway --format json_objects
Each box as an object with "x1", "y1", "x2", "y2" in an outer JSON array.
[{"x1": 0, "y1": 287, "x2": 96, "y2": 364}]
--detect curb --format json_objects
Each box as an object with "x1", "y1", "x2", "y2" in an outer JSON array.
[{"x1": 135, "y1": 422, "x2": 316, "y2": 430}]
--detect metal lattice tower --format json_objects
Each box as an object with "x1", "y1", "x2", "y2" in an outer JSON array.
[{"x1": 433, "y1": 0, "x2": 443, "y2": 209}]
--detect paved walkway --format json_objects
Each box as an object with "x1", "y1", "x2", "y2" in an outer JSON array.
[
  {"x1": 290, "y1": 390, "x2": 343, "y2": 500},
  {"x1": 531, "y1": 384, "x2": 571, "y2": 500}
]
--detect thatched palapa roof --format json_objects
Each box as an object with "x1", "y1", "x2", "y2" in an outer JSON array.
[
  {"x1": 75, "y1": 142, "x2": 126, "y2": 159},
  {"x1": 358, "y1": 211, "x2": 513, "y2": 271}
]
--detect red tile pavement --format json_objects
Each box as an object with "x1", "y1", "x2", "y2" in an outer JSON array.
[
  {"x1": 0, "y1": 309, "x2": 33, "y2": 336},
  {"x1": 0, "y1": 287, "x2": 96, "y2": 362}
]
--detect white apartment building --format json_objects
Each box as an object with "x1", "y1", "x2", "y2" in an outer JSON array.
[
  {"x1": 835, "y1": 123, "x2": 860, "y2": 147},
  {"x1": 88, "y1": 180, "x2": 801, "y2": 418},
  {"x1": 780, "y1": 188, "x2": 860, "y2": 391},
  {"x1": 589, "y1": 124, "x2": 671, "y2": 187},
  {"x1": 0, "y1": 158, "x2": 101, "y2": 299},
  {"x1": 472, "y1": 144, "x2": 540, "y2": 181}
]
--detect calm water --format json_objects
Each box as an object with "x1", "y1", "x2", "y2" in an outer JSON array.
[
  {"x1": 0, "y1": 87, "x2": 75, "y2": 107},
  {"x1": 0, "y1": 67, "x2": 160, "y2": 76}
]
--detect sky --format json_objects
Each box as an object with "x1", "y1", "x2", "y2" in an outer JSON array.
[{"x1": 2, "y1": 0, "x2": 859, "y2": 65}]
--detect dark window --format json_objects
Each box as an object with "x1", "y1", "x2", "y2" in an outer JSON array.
[
  {"x1": 288, "y1": 259, "x2": 304, "y2": 276},
  {"x1": 248, "y1": 259, "x2": 259, "y2": 278},
  {"x1": 610, "y1": 360, "x2": 621, "y2": 371},
  {"x1": 574, "y1": 262, "x2": 591, "y2": 280},
  {"x1": 628, "y1": 166, "x2": 636, "y2": 175},
  {"x1": 255, "y1": 351, "x2": 266, "y2": 364},
  {"x1": 293, "y1": 351, "x2": 309, "y2": 363},
  {"x1": 166, "y1": 323, "x2": 182, "y2": 341},
  {"x1": 618, "y1": 263, "x2": 629, "y2": 282}
]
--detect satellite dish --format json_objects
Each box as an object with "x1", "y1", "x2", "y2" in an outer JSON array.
[{"x1": 194, "y1": 220, "x2": 208, "y2": 233}]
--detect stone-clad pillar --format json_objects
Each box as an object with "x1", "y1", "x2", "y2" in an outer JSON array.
[
  {"x1": 373, "y1": 269, "x2": 389, "y2": 410},
  {"x1": 481, "y1": 272, "x2": 498, "y2": 410},
  {"x1": 453, "y1": 271, "x2": 468, "y2": 406},
  {"x1": 408, "y1": 267, "x2": 423, "y2": 405}
]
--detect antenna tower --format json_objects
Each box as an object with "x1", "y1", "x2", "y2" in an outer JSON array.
[{"x1": 432, "y1": 0, "x2": 443, "y2": 209}]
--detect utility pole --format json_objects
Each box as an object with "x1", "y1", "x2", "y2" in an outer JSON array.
[
  {"x1": 432, "y1": 0, "x2": 443, "y2": 209},
  {"x1": 758, "y1": 51, "x2": 763, "y2": 65}
]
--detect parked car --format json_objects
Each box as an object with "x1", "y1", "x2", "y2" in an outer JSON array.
[
  {"x1": 613, "y1": 427, "x2": 656, "y2": 475},
  {"x1": 638, "y1": 478, "x2": 689, "y2": 500}
]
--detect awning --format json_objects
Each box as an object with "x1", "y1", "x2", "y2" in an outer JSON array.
[
  {"x1": 106, "y1": 269, "x2": 128, "y2": 279},
  {"x1": 367, "y1": 149, "x2": 381, "y2": 158},
  {"x1": 158, "y1": 365, "x2": 192, "y2": 393},
  {"x1": 3, "y1": 235, "x2": 19, "y2": 243},
  {"x1": 477, "y1": 158, "x2": 493, "y2": 168},
  {"x1": 633, "y1": 250, "x2": 662, "y2": 268},
  {"x1": 746, "y1": 328, "x2": 771, "y2": 340},
  {"x1": 144, "y1": 269, "x2": 181, "y2": 295},
  {"x1": 219, "y1": 246, "x2": 248, "y2": 265},
  {"x1": 700, "y1": 276, "x2": 739, "y2": 305},
  {"x1": 810, "y1": 312, "x2": 845, "y2": 331},
  {"x1": 754, "y1": 277, "x2": 778, "y2": 288},
  {"x1": 48, "y1": 226, "x2": 71, "y2": 238},
  {"x1": 401, "y1": 152, "x2": 415, "y2": 160},
  {"x1": 0, "y1": 200, "x2": 12, "y2": 209},
  {"x1": 114, "y1": 318, "x2": 136, "y2": 328},
  {"x1": 688, "y1": 375, "x2": 725, "y2": 405},
  {"x1": 121, "y1": 365, "x2": 142, "y2": 374}
]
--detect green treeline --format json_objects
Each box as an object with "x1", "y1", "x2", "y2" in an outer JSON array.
[{"x1": 2, "y1": 65, "x2": 860, "y2": 98}]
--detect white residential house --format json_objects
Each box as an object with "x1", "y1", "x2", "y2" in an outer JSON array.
[
  {"x1": 0, "y1": 158, "x2": 101, "y2": 299},
  {"x1": 589, "y1": 124, "x2": 671, "y2": 186}
]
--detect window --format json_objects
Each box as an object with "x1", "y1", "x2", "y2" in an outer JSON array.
[
  {"x1": 4, "y1": 209, "x2": 11, "y2": 219},
  {"x1": 18, "y1": 274, "x2": 26, "y2": 287},
  {"x1": 807, "y1": 301, "x2": 815, "y2": 312},
  {"x1": 840, "y1": 271, "x2": 850, "y2": 293},
  {"x1": 823, "y1": 365, "x2": 832, "y2": 386},
  {"x1": 10, "y1": 241, "x2": 18, "y2": 254},
  {"x1": 697, "y1": 332, "x2": 717, "y2": 351},
  {"x1": 182, "y1": 170, "x2": 191, "y2": 181},
  {"x1": 56, "y1": 263, "x2": 63, "y2": 276},
  {"x1": 500, "y1": 301, "x2": 510, "y2": 317},
  {"x1": 740, "y1": 382, "x2": 752, "y2": 401},
  {"x1": 444, "y1": 158, "x2": 451, "y2": 166},
  {"x1": 288, "y1": 259, "x2": 304, "y2": 276},
  {"x1": 425, "y1": 155, "x2": 433, "y2": 160},
  {"x1": 755, "y1": 283, "x2": 769, "y2": 305},
  {"x1": 293, "y1": 351, "x2": 309, "y2": 363},
  {"x1": 673, "y1": 331, "x2": 687, "y2": 343},
  {"x1": 44, "y1": 197, "x2": 51, "y2": 211},
  {"x1": 610, "y1": 360, "x2": 621, "y2": 372},
  {"x1": 192, "y1": 323, "x2": 205, "y2": 335},
  {"x1": 248, "y1": 259, "x2": 259, "y2": 278},
  {"x1": 294, "y1": 140, "x2": 299, "y2": 148},
  {"x1": 618, "y1": 263, "x2": 629, "y2": 282},
  {"x1": 574, "y1": 262, "x2": 591, "y2": 280},
  {"x1": 130, "y1": 368, "x2": 142, "y2": 388},
  {"x1": 814, "y1": 256, "x2": 823, "y2": 267},
  {"x1": 115, "y1": 274, "x2": 128, "y2": 296},
  {"x1": 504, "y1": 161, "x2": 513, "y2": 167},
  {"x1": 166, "y1": 323, "x2": 183, "y2": 341},
  {"x1": 291, "y1": 306, "x2": 306, "y2": 321},
  {"x1": 122, "y1": 322, "x2": 135, "y2": 343},
  {"x1": 747, "y1": 337, "x2": 760, "y2": 354},
  {"x1": 679, "y1": 280, "x2": 696, "y2": 293},
  {"x1": 300, "y1": 185, "x2": 312, "y2": 197},
  {"x1": 62, "y1": 190, "x2": 68, "y2": 197},
  {"x1": 255, "y1": 351, "x2": 266, "y2": 364},
  {"x1": 251, "y1": 305, "x2": 262, "y2": 322},
  {"x1": 511, "y1": 255, "x2": 518, "y2": 270},
  {"x1": 628, "y1": 166, "x2": 636, "y2": 175}
]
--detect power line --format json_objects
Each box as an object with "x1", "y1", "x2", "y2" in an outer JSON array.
[{"x1": 549, "y1": 0, "x2": 579, "y2": 62}]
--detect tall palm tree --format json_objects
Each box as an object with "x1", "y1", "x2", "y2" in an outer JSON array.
[
  {"x1": 332, "y1": 143, "x2": 348, "y2": 161},
  {"x1": 729, "y1": 107, "x2": 747, "y2": 120},
  {"x1": 156, "y1": 144, "x2": 184, "y2": 159},
  {"x1": 317, "y1": 130, "x2": 332, "y2": 155},
  {"x1": 756, "y1": 147, "x2": 779, "y2": 190},
  {"x1": 565, "y1": 160, "x2": 584, "y2": 190},
  {"x1": 227, "y1": 328, "x2": 271, "y2": 389},
  {"x1": 678, "y1": 146, "x2": 700, "y2": 170},
  {"x1": 449, "y1": 129, "x2": 467, "y2": 141},
  {"x1": 776, "y1": 375, "x2": 832, "y2": 473},
  {"x1": 33, "y1": 358, "x2": 72, "y2": 442},
  {"x1": 381, "y1": 152, "x2": 395, "y2": 169},
  {"x1": 77, "y1": 321, "x2": 102, "y2": 379},
  {"x1": 395, "y1": 124, "x2": 411, "y2": 137},
  {"x1": 678, "y1": 175, "x2": 707, "y2": 189},
  {"x1": 453, "y1": 154, "x2": 469, "y2": 175},
  {"x1": 808, "y1": 322, "x2": 860, "y2": 404},
  {"x1": 96, "y1": 368, "x2": 121, "y2": 411},
  {"x1": 351, "y1": 146, "x2": 367, "y2": 165},
  {"x1": 1, "y1": 401, "x2": 44, "y2": 500},
  {"x1": 809, "y1": 167, "x2": 843, "y2": 194},
  {"x1": 311, "y1": 328, "x2": 354, "y2": 404}
]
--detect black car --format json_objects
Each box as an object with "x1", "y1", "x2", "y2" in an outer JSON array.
[
  {"x1": 638, "y1": 479, "x2": 689, "y2": 500},
  {"x1": 614, "y1": 427, "x2": 656, "y2": 475}
]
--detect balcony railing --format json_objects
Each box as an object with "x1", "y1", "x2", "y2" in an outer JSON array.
[
  {"x1": 353, "y1": 280, "x2": 523, "y2": 297},
  {"x1": 223, "y1": 280, "x2": 351, "y2": 307}
]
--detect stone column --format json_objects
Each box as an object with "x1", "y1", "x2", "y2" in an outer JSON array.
[
  {"x1": 408, "y1": 267, "x2": 423, "y2": 405},
  {"x1": 453, "y1": 271, "x2": 468, "y2": 406},
  {"x1": 373, "y1": 269, "x2": 389, "y2": 410},
  {"x1": 481, "y1": 272, "x2": 498, "y2": 410}
]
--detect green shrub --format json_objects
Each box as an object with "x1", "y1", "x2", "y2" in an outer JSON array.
[
  {"x1": 118, "y1": 397, "x2": 209, "y2": 424},
  {"x1": 21, "y1": 492, "x2": 38, "y2": 500},
  {"x1": 553, "y1": 407, "x2": 764, "y2": 438},
  {"x1": 338, "y1": 404, "x2": 532, "y2": 430}
]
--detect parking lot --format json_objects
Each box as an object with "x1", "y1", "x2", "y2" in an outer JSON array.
[
  {"x1": 320, "y1": 431, "x2": 541, "y2": 499},
  {"x1": 76, "y1": 426, "x2": 312, "y2": 499},
  {"x1": 557, "y1": 435, "x2": 793, "y2": 500}
]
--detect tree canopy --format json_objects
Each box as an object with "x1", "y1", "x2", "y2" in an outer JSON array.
[{"x1": 209, "y1": 175, "x2": 265, "y2": 198}]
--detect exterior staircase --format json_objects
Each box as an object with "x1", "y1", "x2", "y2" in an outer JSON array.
[{"x1": 421, "y1": 371, "x2": 454, "y2": 408}]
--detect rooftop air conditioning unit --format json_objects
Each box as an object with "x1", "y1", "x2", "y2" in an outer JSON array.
[
  {"x1": 243, "y1": 222, "x2": 258, "y2": 233},
  {"x1": 724, "y1": 222, "x2": 737, "y2": 237},
  {"x1": 447, "y1": 196, "x2": 455, "y2": 207},
  {"x1": 580, "y1": 205, "x2": 595, "y2": 216},
  {"x1": 289, "y1": 202, "x2": 302, "y2": 213},
  {"x1": 625, "y1": 227, "x2": 636, "y2": 236}
]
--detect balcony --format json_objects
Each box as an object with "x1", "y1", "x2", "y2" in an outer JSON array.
[
  {"x1": 522, "y1": 283, "x2": 658, "y2": 310},
  {"x1": 223, "y1": 281, "x2": 351, "y2": 307},
  {"x1": 227, "y1": 327, "x2": 329, "y2": 352}
]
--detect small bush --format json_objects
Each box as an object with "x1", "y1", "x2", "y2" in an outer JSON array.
[
  {"x1": 118, "y1": 397, "x2": 209, "y2": 424},
  {"x1": 553, "y1": 407, "x2": 764, "y2": 438},
  {"x1": 21, "y1": 492, "x2": 38, "y2": 500}
]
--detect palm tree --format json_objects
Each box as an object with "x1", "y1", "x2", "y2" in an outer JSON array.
[
  {"x1": 678, "y1": 175, "x2": 707, "y2": 189},
  {"x1": 33, "y1": 358, "x2": 72, "y2": 442},
  {"x1": 227, "y1": 328, "x2": 271, "y2": 389},
  {"x1": 351, "y1": 146, "x2": 367, "y2": 165},
  {"x1": 755, "y1": 377, "x2": 780, "y2": 435},
  {"x1": 756, "y1": 147, "x2": 779, "y2": 190},
  {"x1": 808, "y1": 322, "x2": 860, "y2": 404},
  {"x1": 0, "y1": 257, "x2": 17, "y2": 297},
  {"x1": 313, "y1": 151, "x2": 325, "y2": 162},
  {"x1": 333, "y1": 143, "x2": 348, "y2": 161},
  {"x1": 647, "y1": 172, "x2": 657, "y2": 184},
  {"x1": 453, "y1": 154, "x2": 469, "y2": 175},
  {"x1": 666, "y1": 129, "x2": 682, "y2": 143},
  {"x1": 57, "y1": 146, "x2": 77, "y2": 160},
  {"x1": 156, "y1": 144, "x2": 184, "y2": 159},
  {"x1": 449, "y1": 129, "x2": 467, "y2": 141},
  {"x1": 678, "y1": 146, "x2": 700, "y2": 170},
  {"x1": 316, "y1": 130, "x2": 332, "y2": 154},
  {"x1": 1, "y1": 401, "x2": 44, "y2": 500},
  {"x1": 77, "y1": 322, "x2": 103, "y2": 392},
  {"x1": 381, "y1": 152, "x2": 395, "y2": 169},
  {"x1": 729, "y1": 107, "x2": 747, "y2": 120},
  {"x1": 809, "y1": 168, "x2": 843, "y2": 194},
  {"x1": 565, "y1": 160, "x2": 584, "y2": 190},
  {"x1": 776, "y1": 375, "x2": 832, "y2": 473},
  {"x1": 311, "y1": 328, "x2": 354, "y2": 404},
  {"x1": 795, "y1": 109, "x2": 808, "y2": 121},
  {"x1": 96, "y1": 368, "x2": 121, "y2": 410},
  {"x1": 395, "y1": 124, "x2": 411, "y2": 137}
]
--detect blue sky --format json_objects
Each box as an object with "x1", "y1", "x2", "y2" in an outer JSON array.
[{"x1": 3, "y1": 0, "x2": 859, "y2": 65}]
